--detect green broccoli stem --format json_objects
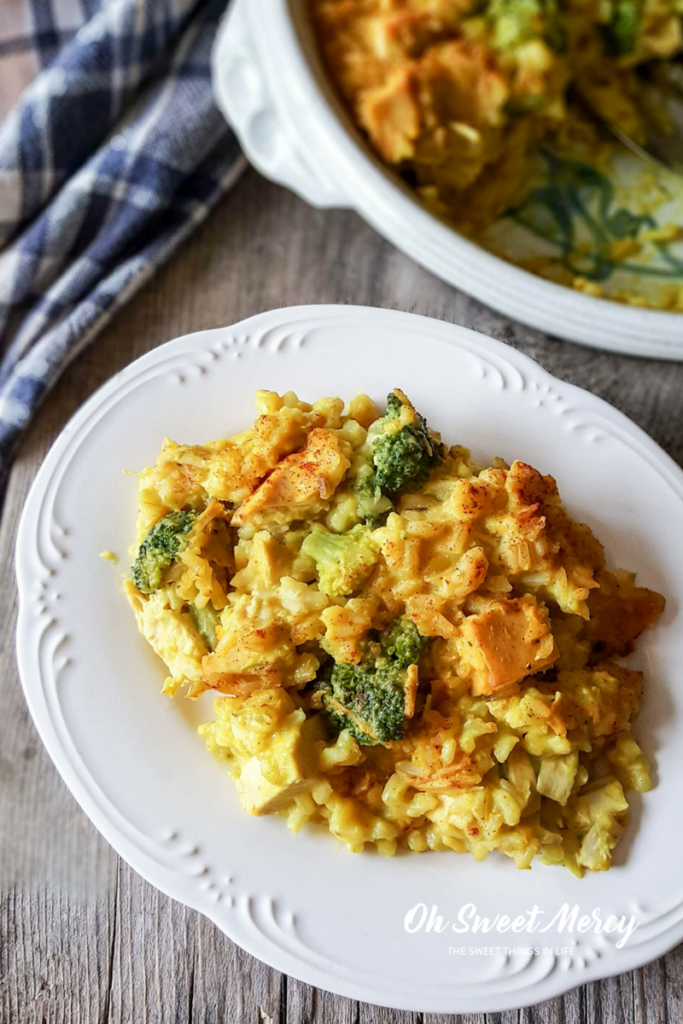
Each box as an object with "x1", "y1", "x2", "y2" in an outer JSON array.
[{"x1": 190, "y1": 602, "x2": 219, "y2": 650}]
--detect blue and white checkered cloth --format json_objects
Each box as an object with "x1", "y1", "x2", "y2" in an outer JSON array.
[{"x1": 0, "y1": 0, "x2": 244, "y2": 497}]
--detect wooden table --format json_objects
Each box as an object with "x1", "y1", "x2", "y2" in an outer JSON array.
[{"x1": 2, "y1": 168, "x2": 682, "y2": 1024}]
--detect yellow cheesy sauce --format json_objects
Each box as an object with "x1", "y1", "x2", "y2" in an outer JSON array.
[{"x1": 126, "y1": 388, "x2": 664, "y2": 874}]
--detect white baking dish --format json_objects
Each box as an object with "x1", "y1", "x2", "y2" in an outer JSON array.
[{"x1": 212, "y1": 0, "x2": 683, "y2": 358}]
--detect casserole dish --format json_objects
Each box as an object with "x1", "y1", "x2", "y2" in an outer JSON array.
[{"x1": 212, "y1": 0, "x2": 683, "y2": 358}]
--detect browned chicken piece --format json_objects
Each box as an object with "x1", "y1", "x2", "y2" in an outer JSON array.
[
  {"x1": 458, "y1": 594, "x2": 558, "y2": 696},
  {"x1": 359, "y1": 67, "x2": 420, "y2": 163},
  {"x1": 232, "y1": 428, "x2": 351, "y2": 527},
  {"x1": 202, "y1": 622, "x2": 291, "y2": 696},
  {"x1": 585, "y1": 569, "x2": 665, "y2": 660},
  {"x1": 358, "y1": 40, "x2": 509, "y2": 175},
  {"x1": 415, "y1": 40, "x2": 509, "y2": 129},
  {"x1": 506, "y1": 460, "x2": 606, "y2": 573},
  {"x1": 505, "y1": 458, "x2": 560, "y2": 510}
]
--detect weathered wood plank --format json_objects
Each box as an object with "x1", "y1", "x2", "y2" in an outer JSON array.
[
  {"x1": 1, "y1": 168, "x2": 682, "y2": 1024},
  {"x1": 286, "y1": 977, "x2": 358, "y2": 1024}
]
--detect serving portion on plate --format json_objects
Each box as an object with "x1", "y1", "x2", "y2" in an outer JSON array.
[
  {"x1": 15, "y1": 307, "x2": 683, "y2": 1012},
  {"x1": 126, "y1": 385, "x2": 662, "y2": 875}
]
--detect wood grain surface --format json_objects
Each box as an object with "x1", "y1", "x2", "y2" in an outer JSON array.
[{"x1": 1, "y1": 169, "x2": 682, "y2": 1024}]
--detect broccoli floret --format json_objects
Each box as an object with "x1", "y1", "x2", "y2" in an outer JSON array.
[
  {"x1": 384, "y1": 391, "x2": 404, "y2": 419},
  {"x1": 189, "y1": 602, "x2": 220, "y2": 650},
  {"x1": 355, "y1": 390, "x2": 444, "y2": 524},
  {"x1": 354, "y1": 462, "x2": 394, "y2": 526},
  {"x1": 488, "y1": 0, "x2": 567, "y2": 52},
  {"x1": 380, "y1": 617, "x2": 427, "y2": 668},
  {"x1": 323, "y1": 660, "x2": 407, "y2": 745},
  {"x1": 131, "y1": 510, "x2": 198, "y2": 593},
  {"x1": 319, "y1": 616, "x2": 427, "y2": 745},
  {"x1": 372, "y1": 389, "x2": 444, "y2": 496},
  {"x1": 301, "y1": 524, "x2": 379, "y2": 597},
  {"x1": 604, "y1": 0, "x2": 641, "y2": 55}
]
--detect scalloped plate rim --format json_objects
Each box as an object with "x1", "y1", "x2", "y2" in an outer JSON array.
[{"x1": 14, "y1": 304, "x2": 683, "y2": 1013}]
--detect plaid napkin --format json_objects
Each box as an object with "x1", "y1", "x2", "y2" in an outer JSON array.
[{"x1": 0, "y1": 0, "x2": 244, "y2": 497}]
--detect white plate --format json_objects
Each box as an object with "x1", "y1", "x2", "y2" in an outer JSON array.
[
  {"x1": 15, "y1": 305, "x2": 683, "y2": 1013},
  {"x1": 212, "y1": 0, "x2": 683, "y2": 358}
]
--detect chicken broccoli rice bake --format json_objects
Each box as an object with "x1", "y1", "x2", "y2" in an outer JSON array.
[
  {"x1": 311, "y1": 0, "x2": 683, "y2": 232},
  {"x1": 125, "y1": 388, "x2": 664, "y2": 874}
]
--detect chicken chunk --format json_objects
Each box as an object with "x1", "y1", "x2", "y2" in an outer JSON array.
[
  {"x1": 232, "y1": 428, "x2": 351, "y2": 528},
  {"x1": 457, "y1": 594, "x2": 558, "y2": 696},
  {"x1": 232, "y1": 694, "x2": 316, "y2": 814},
  {"x1": 585, "y1": 569, "x2": 665, "y2": 659},
  {"x1": 125, "y1": 582, "x2": 207, "y2": 698},
  {"x1": 236, "y1": 757, "x2": 315, "y2": 816}
]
